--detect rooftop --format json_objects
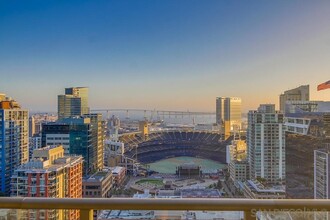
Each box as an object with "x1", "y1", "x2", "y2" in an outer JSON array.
[
  {"x1": 14, "y1": 155, "x2": 83, "y2": 173},
  {"x1": 156, "y1": 189, "x2": 221, "y2": 199},
  {"x1": 0, "y1": 95, "x2": 21, "y2": 109},
  {"x1": 245, "y1": 180, "x2": 285, "y2": 194},
  {"x1": 84, "y1": 171, "x2": 112, "y2": 183},
  {"x1": 107, "y1": 166, "x2": 125, "y2": 174},
  {"x1": 181, "y1": 189, "x2": 221, "y2": 198},
  {"x1": 98, "y1": 210, "x2": 154, "y2": 220}
]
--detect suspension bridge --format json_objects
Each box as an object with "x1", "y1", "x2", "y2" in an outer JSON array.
[{"x1": 91, "y1": 108, "x2": 215, "y2": 120}]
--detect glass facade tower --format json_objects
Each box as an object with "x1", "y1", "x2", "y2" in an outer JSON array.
[
  {"x1": 42, "y1": 117, "x2": 95, "y2": 174},
  {"x1": 216, "y1": 97, "x2": 242, "y2": 132},
  {"x1": 58, "y1": 87, "x2": 89, "y2": 120}
]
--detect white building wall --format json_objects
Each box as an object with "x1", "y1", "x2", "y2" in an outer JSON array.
[{"x1": 45, "y1": 134, "x2": 70, "y2": 154}]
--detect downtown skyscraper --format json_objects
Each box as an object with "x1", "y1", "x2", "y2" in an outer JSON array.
[
  {"x1": 0, "y1": 94, "x2": 29, "y2": 195},
  {"x1": 58, "y1": 87, "x2": 89, "y2": 120},
  {"x1": 216, "y1": 97, "x2": 242, "y2": 139},
  {"x1": 247, "y1": 104, "x2": 285, "y2": 185},
  {"x1": 50, "y1": 88, "x2": 104, "y2": 174},
  {"x1": 83, "y1": 113, "x2": 105, "y2": 171}
]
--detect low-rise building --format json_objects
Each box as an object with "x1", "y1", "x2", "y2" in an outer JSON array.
[
  {"x1": 180, "y1": 189, "x2": 221, "y2": 198},
  {"x1": 98, "y1": 190, "x2": 153, "y2": 220},
  {"x1": 242, "y1": 180, "x2": 285, "y2": 199},
  {"x1": 105, "y1": 167, "x2": 126, "y2": 187},
  {"x1": 98, "y1": 210, "x2": 155, "y2": 220},
  {"x1": 83, "y1": 171, "x2": 113, "y2": 198},
  {"x1": 98, "y1": 189, "x2": 242, "y2": 220},
  {"x1": 156, "y1": 189, "x2": 221, "y2": 199}
]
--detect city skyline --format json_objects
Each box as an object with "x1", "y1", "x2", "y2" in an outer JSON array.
[{"x1": 1, "y1": 0, "x2": 330, "y2": 112}]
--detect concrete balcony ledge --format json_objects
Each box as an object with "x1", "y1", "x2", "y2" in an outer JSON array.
[
  {"x1": 0, "y1": 197, "x2": 328, "y2": 211},
  {"x1": 0, "y1": 198, "x2": 328, "y2": 220}
]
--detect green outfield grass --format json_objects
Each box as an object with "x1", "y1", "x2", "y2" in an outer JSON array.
[{"x1": 136, "y1": 179, "x2": 164, "y2": 186}]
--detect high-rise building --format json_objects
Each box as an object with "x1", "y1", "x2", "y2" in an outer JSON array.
[
  {"x1": 65, "y1": 87, "x2": 89, "y2": 114},
  {"x1": 58, "y1": 87, "x2": 89, "y2": 120},
  {"x1": 29, "y1": 113, "x2": 58, "y2": 136},
  {"x1": 83, "y1": 113, "x2": 105, "y2": 171},
  {"x1": 29, "y1": 116, "x2": 36, "y2": 137},
  {"x1": 42, "y1": 116, "x2": 102, "y2": 174},
  {"x1": 11, "y1": 146, "x2": 83, "y2": 220},
  {"x1": 58, "y1": 95, "x2": 82, "y2": 120},
  {"x1": 227, "y1": 139, "x2": 249, "y2": 185},
  {"x1": 108, "y1": 115, "x2": 120, "y2": 141},
  {"x1": 279, "y1": 85, "x2": 309, "y2": 113},
  {"x1": 314, "y1": 148, "x2": 330, "y2": 219},
  {"x1": 216, "y1": 97, "x2": 241, "y2": 136},
  {"x1": 247, "y1": 104, "x2": 285, "y2": 184},
  {"x1": 0, "y1": 94, "x2": 29, "y2": 195},
  {"x1": 324, "y1": 113, "x2": 330, "y2": 139},
  {"x1": 314, "y1": 149, "x2": 330, "y2": 199},
  {"x1": 29, "y1": 135, "x2": 42, "y2": 159}
]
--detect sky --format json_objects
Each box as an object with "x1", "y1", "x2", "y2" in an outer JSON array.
[{"x1": 1, "y1": 0, "x2": 330, "y2": 112}]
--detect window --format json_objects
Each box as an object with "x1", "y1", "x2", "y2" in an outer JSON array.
[{"x1": 86, "y1": 185, "x2": 99, "y2": 190}]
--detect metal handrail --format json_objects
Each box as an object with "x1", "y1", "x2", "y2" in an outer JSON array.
[{"x1": 0, "y1": 198, "x2": 328, "y2": 220}]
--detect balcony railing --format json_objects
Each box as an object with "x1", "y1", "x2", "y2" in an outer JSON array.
[{"x1": 0, "y1": 197, "x2": 329, "y2": 220}]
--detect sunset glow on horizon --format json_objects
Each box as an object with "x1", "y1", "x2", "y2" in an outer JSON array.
[{"x1": 1, "y1": 0, "x2": 330, "y2": 112}]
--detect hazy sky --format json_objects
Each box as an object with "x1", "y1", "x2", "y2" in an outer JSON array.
[{"x1": 1, "y1": 0, "x2": 330, "y2": 112}]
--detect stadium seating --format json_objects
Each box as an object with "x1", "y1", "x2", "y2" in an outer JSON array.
[{"x1": 119, "y1": 131, "x2": 231, "y2": 164}]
